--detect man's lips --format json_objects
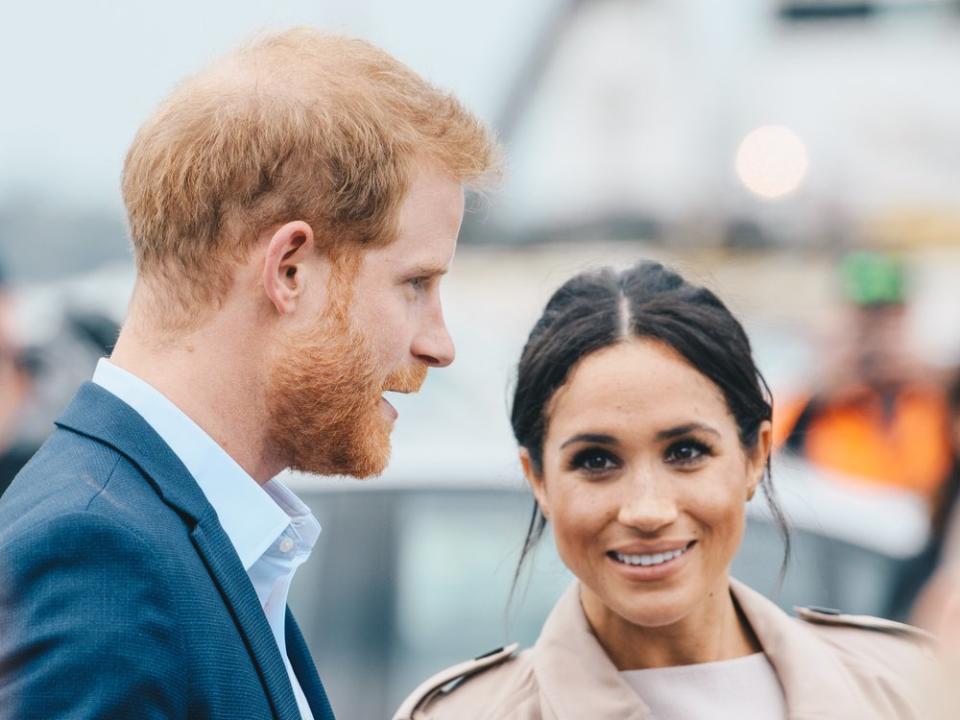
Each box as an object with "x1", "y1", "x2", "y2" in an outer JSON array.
[
  {"x1": 379, "y1": 365, "x2": 427, "y2": 420},
  {"x1": 380, "y1": 388, "x2": 416, "y2": 420},
  {"x1": 380, "y1": 396, "x2": 399, "y2": 420}
]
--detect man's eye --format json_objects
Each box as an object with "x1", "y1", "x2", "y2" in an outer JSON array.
[
  {"x1": 570, "y1": 448, "x2": 619, "y2": 473},
  {"x1": 408, "y1": 277, "x2": 427, "y2": 290},
  {"x1": 665, "y1": 440, "x2": 711, "y2": 465}
]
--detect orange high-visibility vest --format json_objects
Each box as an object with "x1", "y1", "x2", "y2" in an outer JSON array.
[{"x1": 774, "y1": 383, "x2": 952, "y2": 499}]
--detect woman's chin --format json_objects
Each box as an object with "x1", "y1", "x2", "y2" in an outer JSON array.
[
  {"x1": 617, "y1": 601, "x2": 691, "y2": 629},
  {"x1": 587, "y1": 582, "x2": 695, "y2": 630}
]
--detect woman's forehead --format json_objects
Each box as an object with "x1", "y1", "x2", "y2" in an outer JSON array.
[{"x1": 546, "y1": 339, "x2": 731, "y2": 436}]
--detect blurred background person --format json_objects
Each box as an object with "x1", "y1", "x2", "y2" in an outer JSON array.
[
  {"x1": 0, "y1": 256, "x2": 34, "y2": 496},
  {"x1": 774, "y1": 250, "x2": 952, "y2": 503},
  {"x1": 770, "y1": 249, "x2": 958, "y2": 622},
  {"x1": 0, "y1": 251, "x2": 118, "y2": 497}
]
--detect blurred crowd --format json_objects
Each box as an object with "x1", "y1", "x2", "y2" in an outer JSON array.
[{"x1": 0, "y1": 256, "x2": 118, "y2": 495}]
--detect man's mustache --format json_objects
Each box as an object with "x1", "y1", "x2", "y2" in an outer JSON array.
[{"x1": 383, "y1": 363, "x2": 428, "y2": 394}]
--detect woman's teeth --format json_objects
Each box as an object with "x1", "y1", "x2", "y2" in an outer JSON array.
[{"x1": 612, "y1": 545, "x2": 690, "y2": 567}]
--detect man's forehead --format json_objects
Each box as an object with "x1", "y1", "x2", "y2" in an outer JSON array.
[{"x1": 362, "y1": 230, "x2": 458, "y2": 273}]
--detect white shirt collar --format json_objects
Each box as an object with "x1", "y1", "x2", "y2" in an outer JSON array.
[{"x1": 91, "y1": 358, "x2": 316, "y2": 569}]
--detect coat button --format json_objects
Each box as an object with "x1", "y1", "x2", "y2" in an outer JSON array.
[{"x1": 278, "y1": 537, "x2": 294, "y2": 553}]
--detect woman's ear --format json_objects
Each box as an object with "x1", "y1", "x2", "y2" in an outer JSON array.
[
  {"x1": 746, "y1": 420, "x2": 773, "y2": 501},
  {"x1": 519, "y1": 448, "x2": 549, "y2": 519}
]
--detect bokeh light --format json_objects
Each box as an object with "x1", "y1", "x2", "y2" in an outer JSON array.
[{"x1": 735, "y1": 124, "x2": 809, "y2": 200}]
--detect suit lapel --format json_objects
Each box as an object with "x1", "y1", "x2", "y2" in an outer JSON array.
[
  {"x1": 286, "y1": 608, "x2": 336, "y2": 720},
  {"x1": 56, "y1": 383, "x2": 303, "y2": 720},
  {"x1": 192, "y1": 521, "x2": 301, "y2": 720}
]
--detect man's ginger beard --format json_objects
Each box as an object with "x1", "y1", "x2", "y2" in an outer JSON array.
[{"x1": 266, "y1": 301, "x2": 427, "y2": 478}]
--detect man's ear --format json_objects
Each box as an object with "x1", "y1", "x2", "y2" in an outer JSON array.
[
  {"x1": 262, "y1": 221, "x2": 317, "y2": 315},
  {"x1": 746, "y1": 420, "x2": 773, "y2": 501},
  {"x1": 519, "y1": 448, "x2": 549, "y2": 519}
]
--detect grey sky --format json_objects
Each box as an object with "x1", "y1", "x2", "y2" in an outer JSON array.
[{"x1": 0, "y1": 0, "x2": 555, "y2": 212}]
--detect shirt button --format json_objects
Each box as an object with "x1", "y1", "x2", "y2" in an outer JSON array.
[{"x1": 278, "y1": 537, "x2": 294, "y2": 553}]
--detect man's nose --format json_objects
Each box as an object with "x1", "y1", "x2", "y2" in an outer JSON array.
[{"x1": 412, "y1": 311, "x2": 455, "y2": 368}]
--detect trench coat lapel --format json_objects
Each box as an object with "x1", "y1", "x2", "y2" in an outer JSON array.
[
  {"x1": 731, "y1": 579, "x2": 866, "y2": 719},
  {"x1": 533, "y1": 583, "x2": 651, "y2": 720},
  {"x1": 533, "y1": 579, "x2": 878, "y2": 720},
  {"x1": 57, "y1": 383, "x2": 303, "y2": 720}
]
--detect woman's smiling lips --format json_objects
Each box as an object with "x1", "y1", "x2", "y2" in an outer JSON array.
[{"x1": 605, "y1": 540, "x2": 697, "y2": 582}]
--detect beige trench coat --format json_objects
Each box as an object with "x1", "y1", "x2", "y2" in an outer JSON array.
[{"x1": 394, "y1": 580, "x2": 939, "y2": 720}]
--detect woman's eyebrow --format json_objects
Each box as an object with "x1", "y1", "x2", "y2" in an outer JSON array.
[
  {"x1": 656, "y1": 423, "x2": 721, "y2": 440},
  {"x1": 560, "y1": 433, "x2": 619, "y2": 450}
]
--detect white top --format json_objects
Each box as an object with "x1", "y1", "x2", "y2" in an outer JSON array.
[
  {"x1": 93, "y1": 358, "x2": 319, "y2": 720},
  {"x1": 621, "y1": 652, "x2": 787, "y2": 720}
]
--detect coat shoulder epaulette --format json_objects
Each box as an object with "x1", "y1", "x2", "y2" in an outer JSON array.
[
  {"x1": 393, "y1": 643, "x2": 519, "y2": 720},
  {"x1": 795, "y1": 605, "x2": 937, "y2": 649}
]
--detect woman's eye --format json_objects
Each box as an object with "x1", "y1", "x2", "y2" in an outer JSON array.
[
  {"x1": 570, "y1": 448, "x2": 620, "y2": 473},
  {"x1": 665, "y1": 440, "x2": 710, "y2": 465}
]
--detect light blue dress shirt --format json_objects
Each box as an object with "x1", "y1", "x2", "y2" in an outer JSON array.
[{"x1": 93, "y1": 358, "x2": 319, "y2": 720}]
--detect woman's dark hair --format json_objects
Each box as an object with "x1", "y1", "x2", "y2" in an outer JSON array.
[{"x1": 509, "y1": 261, "x2": 789, "y2": 592}]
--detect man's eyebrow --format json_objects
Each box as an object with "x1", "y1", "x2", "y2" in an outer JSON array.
[
  {"x1": 655, "y1": 423, "x2": 721, "y2": 441},
  {"x1": 560, "y1": 433, "x2": 620, "y2": 450},
  {"x1": 403, "y1": 263, "x2": 449, "y2": 278}
]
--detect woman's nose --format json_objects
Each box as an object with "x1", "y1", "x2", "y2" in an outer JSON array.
[{"x1": 616, "y1": 475, "x2": 679, "y2": 533}]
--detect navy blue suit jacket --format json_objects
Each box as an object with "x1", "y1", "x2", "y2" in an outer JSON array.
[{"x1": 0, "y1": 383, "x2": 335, "y2": 720}]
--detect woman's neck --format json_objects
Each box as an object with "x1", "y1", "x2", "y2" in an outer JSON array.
[{"x1": 580, "y1": 580, "x2": 761, "y2": 671}]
